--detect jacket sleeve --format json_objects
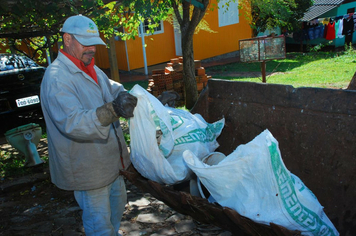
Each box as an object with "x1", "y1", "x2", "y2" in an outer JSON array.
[
  {"x1": 96, "y1": 68, "x2": 127, "y2": 99},
  {"x1": 41, "y1": 65, "x2": 114, "y2": 141}
]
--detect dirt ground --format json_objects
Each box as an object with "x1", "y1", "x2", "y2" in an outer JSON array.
[
  {"x1": 0, "y1": 138, "x2": 83, "y2": 236},
  {"x1": 0, "y1": 130, "x2": 230, "y2": 236}
]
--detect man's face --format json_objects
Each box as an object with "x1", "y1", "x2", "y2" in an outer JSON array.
[{"x1": 63, "y1": 33, "x2": 96, "y2": 66}]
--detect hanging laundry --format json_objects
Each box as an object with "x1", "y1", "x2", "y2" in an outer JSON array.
[
  {"x1": 323, "y1": 23, "x2": 328, "y2": 38},
  {"x1": 314, "y1": 25, "x2": 324, "y2": 39},
  {"x1": 325, "y1": 21, "x2": 336, "y2": 40},
  {"x1": 321, "y1": 18, "x2": 329, "y2": 25},
  {"x1": 308, "y1": 27, "x2": 315, "y2": 40},
  {"x1": 343, "y1": 16, "x2": 355, "y2": 45},
  {"x1": 335, "y1": 19, "x2": 340, "y2": 38},
  {"x1": 337, "y1": 19, "x2": 344, "y2": 38},
  {"x1": 318, "y1": 25, "x2": 325, "y2": 38}
]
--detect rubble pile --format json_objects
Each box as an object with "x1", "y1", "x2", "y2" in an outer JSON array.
[{"x1": 147, "y1": 57, "x2": 211, "y2": 106}]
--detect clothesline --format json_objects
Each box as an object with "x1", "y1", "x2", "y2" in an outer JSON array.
[
  {"x1": 306, "y1": 12, "x2": 355, "y2": 26},
  {"x1": 291, "y1": 12, "x2": 355, "y2": 43}
]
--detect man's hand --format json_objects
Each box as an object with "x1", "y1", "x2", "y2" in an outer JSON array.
[
  {"x1": 112, "y1": 91, "x2": 138, "y2": 119},
  {"x1": 96, "y1": 91, "x2": 137, "y2": 126},
  {"x1": 157, "y1": 91, "x2": 180, "y2": 107}
]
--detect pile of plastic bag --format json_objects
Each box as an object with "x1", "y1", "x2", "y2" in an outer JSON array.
[{"x1": 128, "y1": 84, "x2": 338, "y2": 235}]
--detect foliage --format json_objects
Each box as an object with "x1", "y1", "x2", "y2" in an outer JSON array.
[
  {"x1": 0, "y1": 149, "x2": 49, "y2": 179},
  {"x1": 0, "y1": 0, "x2": 231, "y2": 107},
  {"x1": 239, "y1": 0, "x2": 313, "y2": 35},
  {"x1": 307, "y1": 41, "x2": 333, "y2": 53},
  {"x1": 165, "y1": 5, "x2": 217, "y2": 35},
  {"x1": 95, "y1": 0, "x2": 175, "y2": 40},
  {"x1": 0, "y1": 0, "x2": 85, "y2": 60},
  {"x1": 122, "y1": 80, "x2": 148, "y2": 91}
]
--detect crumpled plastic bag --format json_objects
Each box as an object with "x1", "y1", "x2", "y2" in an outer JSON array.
[
  {"x1": 129, "y1": 84, "x2": 224, "y2": 185},
  {"x1": 183, "y1": 129, "x2": 339, "y2": 236}
]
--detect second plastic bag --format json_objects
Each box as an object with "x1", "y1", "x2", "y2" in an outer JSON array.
[{"x1": 183, "y1": 129, "x2": 338, "y2": 235}]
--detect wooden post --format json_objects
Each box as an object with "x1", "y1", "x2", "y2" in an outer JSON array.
[
  {"x1": 107, "y1": 36, "x2": 120, "y2": 82},
  {"x1": 261, "y1": 61, "x2": 266, "y2": 83}
]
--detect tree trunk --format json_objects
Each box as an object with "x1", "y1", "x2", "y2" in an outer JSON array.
[
  {"x1": 107, "y1": 36, "x2": 120, "y2": 83},
  {"x1": 182, "y1": 30, "x2": 198, "y2": 109},
  {"x1": 174, "y1": 0, "x2": 209, "y2": 109}
]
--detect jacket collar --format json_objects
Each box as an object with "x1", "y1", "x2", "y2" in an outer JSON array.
[{"x1": 56, "y1": 51, "x2": 99, "y2": 85}]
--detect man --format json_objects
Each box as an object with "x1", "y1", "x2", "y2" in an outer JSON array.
[{"x1": 41, "y1": 15, "x2": 177, "y2": 236}]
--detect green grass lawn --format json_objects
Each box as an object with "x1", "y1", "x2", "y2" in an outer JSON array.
[
  {"x1": 205, "y1": 49, "x2": 356, "y2": 89},
  {"x1": 122, "y1": 80, "x2": 148, "y2": 91}
]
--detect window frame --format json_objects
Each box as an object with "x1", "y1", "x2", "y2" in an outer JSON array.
[
  {"x1": 218, "y1": 0, "x2": 239, "y2": 27},
  {"x1": 139, "y1": 19, "x2": 164, "y2": 37}
]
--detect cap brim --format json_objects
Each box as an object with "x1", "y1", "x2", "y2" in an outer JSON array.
[{"x1": 73, "y1": 35, "x2": 106, "y2": 46}]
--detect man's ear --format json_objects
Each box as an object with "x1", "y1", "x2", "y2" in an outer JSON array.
[{"x1": 63, "y1": 33, "x2": 72, "y2": 47}]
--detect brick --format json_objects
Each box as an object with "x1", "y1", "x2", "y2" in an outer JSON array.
[
  {"x1": 165, "y1": 77, "x2": 173, "y2": 86},
  {"x1": 171, "y1": 72, "x2": 183, "y2": 81},
  {"x1": 170, "y1": 58, "x2": 179, "y2": 64},
  {"x1": 200, "y1": 75, "x2": 208, "y2": 83},
  {"x1": 194, "y1": 60, "x2": 201, "y2": 68},
  {"x1": 172, "y1": 63, "x2": 183, "y2": 72},
  {"x1": 152, "y1": 69, "x2": 165, "y2": 75},
  {"x1": 195, "y1": 67, "x2": 205, "y2": 76},
  {"x1": 166, "y1": 84, "x2": 173, "y2": 90},
  {"x1": 165, "y1": 66, "x2": 174, "y2": 74},
  {"x1": 152, "y1": 74, "x2": 162, "y2": 83},
  {"x1": 197, "y1": 82, "x2": 204, "y2": 92}
]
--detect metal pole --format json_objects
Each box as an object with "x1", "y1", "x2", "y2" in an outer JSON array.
[
  {"x1": 123, "y1": 29, "x2": 130, "y2": 72},
  {"x1": 139, "y1": 20, "x2": 148, "y2": 75}
]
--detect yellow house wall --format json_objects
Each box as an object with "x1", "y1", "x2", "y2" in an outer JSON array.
[
  {"x1": 94, "y1": 43, "x2": 110, "y2": 69},
  {"x1": 193, "y1": 2, "x2": 252, "y2": 60},
  {"x1": 124, "y1": 21, "x2": 177, "y2": 70},
  {"x1": 0, "y1": 1, "x2": 251, "y2": 70},
  {"x1": 94, "y1": 0, "x2": 252, "y2": 71},
  {"x1": 95, "y1": 20, "x2": 176, "y2": 71}
]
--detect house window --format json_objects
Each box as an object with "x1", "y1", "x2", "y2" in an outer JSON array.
[
  {"x1": 218, "y1": 0, "x2": 239, "y2": 27},
  {"x1": 139, "y1": 19, "x2": 164, "y2": 36}
]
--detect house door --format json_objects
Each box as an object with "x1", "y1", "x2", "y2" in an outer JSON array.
[{"x1": 173, "y1": 20, "x2": 182, "y2": 56}]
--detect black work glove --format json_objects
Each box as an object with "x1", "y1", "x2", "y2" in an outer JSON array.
[
  {"x1": 157, "y1": 91, "x2": 180, "y2": 107},
  {"x1": 112, "y1": 91, "x2": 138, "y2": 119}
]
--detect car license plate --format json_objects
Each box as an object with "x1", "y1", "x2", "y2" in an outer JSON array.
[{"x1": 16, "y1": 95, "x2": 40, "y2": 107}]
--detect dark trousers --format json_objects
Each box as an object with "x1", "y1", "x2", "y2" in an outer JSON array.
[{"x1": 345, "y1": 34, "x2": 353, "y2": 46}]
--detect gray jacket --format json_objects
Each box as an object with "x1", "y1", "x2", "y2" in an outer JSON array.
[{"x1": 40, "y1": 51, "x2": 130, "y2": 191}]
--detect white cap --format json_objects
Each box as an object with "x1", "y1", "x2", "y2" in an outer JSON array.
[{"x1": 61, "y1": 15, "x2": 106, "y2": 46}]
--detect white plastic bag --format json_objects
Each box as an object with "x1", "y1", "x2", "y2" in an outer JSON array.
[
  {"x1": 183, "y1": 129, "x2": 338, "y2": 236},
  {"x1": 129, "y1": 85, "x2": 224, "y2": 184}
]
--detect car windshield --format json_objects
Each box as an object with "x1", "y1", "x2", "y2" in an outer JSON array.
[{"x1": 0, "y1": 54, "x2": 40, "y2": 71}]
